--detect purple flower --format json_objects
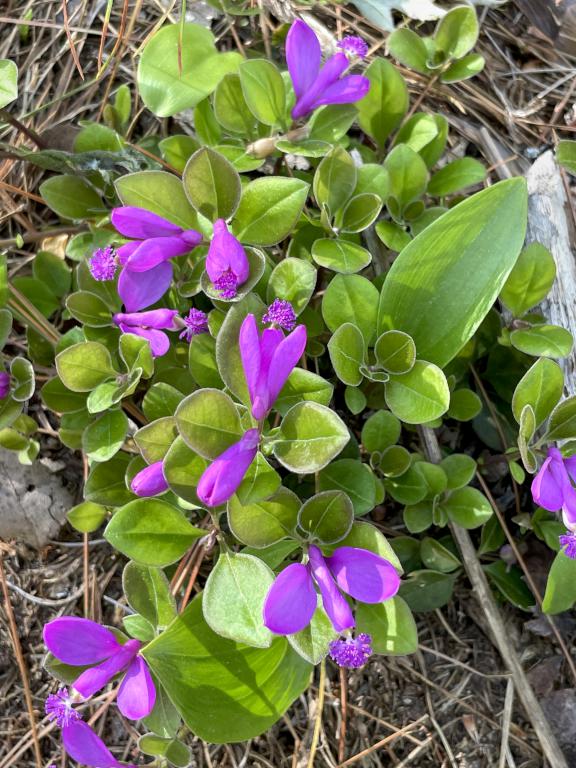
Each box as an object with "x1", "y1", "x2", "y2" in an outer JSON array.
[
  {"x1": 263, "y1": 299, "x2": 297, "y2": 331},
  {"x1": 263, "y1": 545, "x2": 400, "y2": 634},
  {"x1": 531, "y1": 446, "x2": 576, "y2": 530},
  {"x1": 89, "y1": 246, "x2": 118, "y2": 281},
  {"x1": 329, "y1": 632, "x2": 372, "y2": 668},
  {"x1": 111, "y1": 207, "x2": 202, "y2": 312},
  {"x1": 559, "y1": 531, "x2": 576, "y2": 559},
  {"x1": 197, "y1": 428, "x2": 259, "y2": 507},
  {"x1": 45, "y1": 689, "x2": 134, "y2": 768},
  {"x1": 286, "y1": 20, "x2": 370, "y2": 121},
  {"x1": 337, "y1": 36, "x2": 369, "y2": 59},
  {"x1": 113, "y1": 308, "x2": 179, "y2": 357},
  {"x1": 0, "y1": 371, "x2": 10, "y2": 399},
  {"x1": 131, "y1": 461, "x2": 169, "y2": 497},
  {"x1": 206, "y1": 219, "x2": 250, "y2": 299},
  {"x1": 239, "y1": 313, "x2": 307, "y2": 420},
  {"x1": 179, "y1": 308, "x2": 209, "y2": 341},
  {"x1": 43, "y1": 617, "x2": 156, "y2": 720}
]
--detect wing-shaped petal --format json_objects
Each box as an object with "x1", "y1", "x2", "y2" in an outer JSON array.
[
  {"x1": 117, "y1": 656, "x2": 156, "y2": 720},
  {"x1": 118, "y1": 262, "x2": 173, "y2": 312},
  {"x1": 308, "y1": 545, "x2": 354, "y2": 632},
  {"x1": 292, "y1": 52, "x2": 349, "y2": 119},
  {"x1": 263, "y1": 563, "x2": 317, "y2": 634},
  {"x1": 239, "y1": 314, "x2": 262, "y2": 408},
  {"x1": 73, "y1": 640, "x2": 141, "y2": 699},
  {"x1": 124, "y1": 237, "x2": 193, "y2": 272},
  {"x1": 326, "y1": 547, "x2": 400, "y2": 603},
  {"x1": 63, "y1": 721, "x2": 131, "y2": 768},
  {"x1": 111, "y1": 207, "x2": 182, "y2": 239},
  {"x1": 532, "y1": 456, "x2": 564, "y2": 512},
  {"x1": 267, "y1": 324, "x2": 307, "y2": 408},
  {"x1": 313, "y1": 74, "x2": 370, "y2": 108},
  {"x1": 286, "y1": 20, "x2": 321, "y2": 100},
  {"x1": 43, "y1": 618, "x2": 120, "y2": 665},
  {"x1": 197, "y1": 429, "x2": 260, "y2": 507}
]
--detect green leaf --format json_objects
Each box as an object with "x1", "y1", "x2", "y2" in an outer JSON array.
[
  {"x1": 123, "y1": 562, "x2": 176, "y2": 629},
  {"x1": 322, "y1": 274, "x2": 379, "y2": 346},
  {"x1": 143, "y1": 681, "x2": 181, "y2": 738},
  {"x1": 239, "y1": 59, "x2": 286, "y2": 126},
  {"x1": 447, "y1": 389, "x2": 482, "y2": 421},
  {"x1": 399, "y1": 570, "x2": 456, "y2": 612},
  {"x1": 376, "y1": 220, "x2": 411, "y2": 252},
  {"x1": 510, "y1": 324, "x2": 573, "y2": 358},
  {"x1": 39, "y1": 175, "x2": 104, "y2": 219},
  {"x1": 394, "y1": 113, "x2": 439, "y2": 154},
  {"x1": 313, "y1": 146, "x2": 357, "y2": 217},
  {"x1": 374, "y1": 330, "x2": 416, "y2": 374},
  {"x1": 404, "y1": 501, "x2": 433, "y2": 533},
  {"x1": 137, "y1": 23, "x2": 241, "y2": 116},
  {"x1": 478, "y1": 514, "x2": 506, "y2": 555},
  {"x1": 288, "y1": 604, "x2": 337, "y2": 664},
  {"x1": 356, "y1": 597, "x2": 418, "y2": 655},
  {"x1": 442, "y1": 487, "x2": 492, "y2": 529},
  {"x1": 542, "y1": 550, "x2": 576, "y2": 613},
  {"x1": 0, "y1": 60, "x2": 18, "y2": 108},
  {"x1": 557, "y1": 140, "x2": 576, "y2": 175},
  {"x1": 188, "y1": 333, "x2": 222, "y2": 389},
  {"x1": 84, "y1": 452, "x2": 134, "y2": 506},
  {"x1": 228, "y1": 487, "x2": 300, "y2": 547},
  {"x1": 546, "y1": 396, "x2": 576, "y2": 441},
  {"x1": 441, "y1": 454, "x2": 476, "y2": 490},
  {"x1": 427, "y1": 157, "x2": 486, "y2": 196},
  {"x1": 120, "y1": 333, "x2": 154, "y2": 378},
  {"x1": 387, "y1": 29, "x2": 429, "y2": 73},
  {"x1": 142, "y1": 383, "x2": 183, "y2": 421},
  {"x1": 141, "y1": 596, "x2": 311, "y2": 743},
  {"x1": 214, "y1": 73, "x2": 256, "y2": 135},
  {"x1": 318, "y1": 459, "x2": 376, "y2": 517},
  {"x1": 33, "y1": 251, "x2": 71, "y2": 297},
  {"x1": 435, "y1": 5, "x2": 479, "y2": 60},
  {"x1": 337, "y1": 193, "x2": 382, "y2": 234},
  {"x1": 162, "y1": 437, "x2": 208, "y2": 504},
  {"x1": 66, "y1": 291, "x2": 111, "y2": 327},
  {"x1": 298, "y1": 491, "x2": 354, "y2": 544},
  {"x1": 203, "y1": 551, "x2": 274, "y2": 648},
  {"x1": 378, "y1": 178, "x2": 528, "y2": 367},
  {"x1": 484, "y1": 561, "x2": 534, "y2": 611},
  {"x1": 67, "y1": 501, "x2": 107, "y2": 533},
  {"x1": 158, "y1": 134, "x2": 200, "y2": 172},
  {"x1": 440, "y1": 53, "x2": 485, "y2": 83},
  {"x1": 272, "y1": 402, "x2": 349, "y2": 473},
  {"x1": 420, "y1": 537, "x2": 460, "y2": 573},
  {"x1": 236, "y1": 452, "x2": 281, "y2": 505},
  {"x1": 56, "y1": 342, "x2": 116, "y2": 392},
  {"x1": 512, "y1": 358, "x2": 563, "y2": 428},
  {"x1": 82, "y1": 409, "x2": 128, "y2": 462},
  {"x1": 327, "y1": 323, "x2": 365, "y2": 386},
  {"x1": 105, "y1": 499, "x2": 205, "y2": 566},
  {"x1": 176, "y1": 388, "x2": 242, "y2": 459},
  {"x1": 275, "y1": 368, "x2": 334, "y2": 415},
  {"x1": 385, "y1": 360, "x2": 449, "y2": 424},
  {"x1": 115, "y1": 171, "x2": 198, "y2": 230},
  {"x1": 266, "y1": 258, "x2": 316, "y2": 315},
  {"x1": 379, "y1": 445, "x2": 411, "y2": 477},
  {"x1": 12, "y1": 277, "x2": 59, "y2": 318},
  {"x1": 183, "y1": 146, "x2": 241, "y2": 221},
  {"x1": 499, "y1": 242, "x2": 556, "y2": 316},
  {"x1": 135, "y1": 417, "x2": 177, "y2": 463},
  {"x1": 308, "y1": 104, "x2": 358, "y2": 143},
  {"x1": 361, "y1": 410, "x2": 401, "y2": 453},
  {"x1": 311, "y1": 238, "x2": 371, "y2": 274},
  {"x1": 232, "y1": 177, "x2": 309, "y2": 246},
  {"x1": 384, "y1": 144, "x2": 428, "y2": 213},
  {"x1": 357, "y1": 58, "x2": 408, "y2": 147},
  {"x1": 10, "y1": 357, "x2": 34, "y2": 402}
]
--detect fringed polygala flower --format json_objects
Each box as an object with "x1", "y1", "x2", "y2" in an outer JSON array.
[
  {"x1": 0, "y1": 371, "x2": 10, "y2": 399},
  {"x1": 531, "y1": 446, "x2": 576, "y2": 530},
  {"x1": 43, "y1": 617, "x2": 156, "y2": 720},
  {"x1": 206, "y1": 219, "x2": 250, "y2": 299},
  {"x1": 113, "y1": 309, "x2": 179, "y2": 357},
  {"x1": 263, "y1": 545, "x2": 400, "y2": 634},
  {"x1": 329, "y1": 632, "x2": 373, "y2": 668},
  {"x1": 559, "y1": 531, "x2": 576, "y2": 559},
  {"x1": 89, "y1": 246, "x2": 118, "y2": 282},
  {"x1": 263, "y1": 298, "x2": 297, "y2": 332},
  {"x1": 131, "y1": 460, "x2": 169, "y2": 497},
  {"x1": 286, "y1": 20, "x2": 370, "y2": 121},
  {"x1": 239, "y1": 312, "x2": 307, "y2": 421},
  {"x1": 337, "y1": 36, "x2": 369, "y2": 59},
  {"x1": 110, "y1": 206, "x2": 201, "y2": 312},
  {"x1": 197, "y1": 428, "x2": 260, "y2": 507},
  {"x1": 179, "y1": 308, "x2": 209, "y2": 341}
]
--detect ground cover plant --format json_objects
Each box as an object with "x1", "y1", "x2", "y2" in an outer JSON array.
[{"x1": 2, "y1": 3, "x2": 576, "y2": 766}]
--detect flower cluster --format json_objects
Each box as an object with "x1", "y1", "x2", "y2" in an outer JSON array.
[{"x1": 532, "y1": 445, "x2": 576, "y2": 558}]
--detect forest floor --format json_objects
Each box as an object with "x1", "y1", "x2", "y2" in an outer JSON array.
[{"x1": 1, "y1": 1, "x2": 576, "y2": 766}]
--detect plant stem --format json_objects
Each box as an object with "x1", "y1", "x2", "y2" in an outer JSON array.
[{"x1": 307, "y1": 659, "x2": 326, "y2": 768}]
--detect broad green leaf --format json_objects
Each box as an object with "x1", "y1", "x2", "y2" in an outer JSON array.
[
  {"x1": 499, "y1": 242, "x2": 556, "y2": 316},
  {"x1": 298, "y1": 490, "x2": 354, "y2": 544},
  {"x1": 387, "y1": 29, "x2": 429, "y2": 73},
  {"x1": 542, "y1": 550, "x2": 576, "y2": 613},
  {"x1": 378, "y1": 178, "x2": 528, "y2": 367},
  {"x1": 374, "y1": 330, "x2": 416, "y2": 374},
  {"x1": 188, "y1": 333, "x2": 223, "y2": 389},
  {"x1": 33, "y1": 251, "x2": 71, "y2": 297},
  {"x1": 39, "y1": 175, "x2": 105, "y2": 219},
  {"x1": 67, "y1": 501, "x2": 107, "y2": 533},
  {"x1": 318, "y1": 459, "x2": 377, "y2": 517},
  {"x1": 441, "y1": 487, "x2": 492, "y2": 529},
  {"x1": 356, "y1": 597, "x2": 418, "y2": 655},
  {"x1": 84, "y1": 452, "x2": 134, "y2": 506},
  {"x1": 203, "y1": 552, "x2": 274, "y2": 648},
  {"x1": 510, "y1": 324, "x2": 573, "y2": 358},
  {"x1": 440, "y1": 53, "x2": 485, "y2": 83},
  {"x1": 236, "y1": 452, "x2": 281, "y2": 505},
  {"x1": 232, "y1": 177, "x2": 309, "y2": 246},
  {"x1": 288, "y1": 603, "x2": 337, "y2": 664},
  {"x1": 441, "y1": 454, "x2": 476, "y2": 490},
  {"x1": 142, "y1": 383, "x2": 183, "y2": 421},
  {"x1": 158, "y1": 134, "x2": 200, "y2": 172},
  {"x1": 162, "y1": 436, "x2": 208, "y2": 504},
  {"x1": 447, "y1": 389, "x2": 482, "y2": 421},
  {"x1": 557, "y1": 140, "x2": 576, "y2": 175},
  {"x1": 311, "y1": 238, "x2": 371, "y2": 274},
  {"x1": 266, "y1": 258, "x2": 316, "y2": 315},
  {"x1": 10, "y1": 357, "x2": 34, "y2": 402},
  {"x1": 384, "y1": 144, "x2": 428, "y2": 213},
  {"x1": 141, "y1": 596, "x2": 311, "y2": 743},
  {"x1": 308, "y1": 104, "x2": 357, "y2": 143},
  {"x1": 376, "y1": 220, "x2": 411, "y2": 252},
  {"x1": 134, "y1": 417, "x2": 177, "y2": 463},
  {"x1": 427, "y1": 157, "x2": 486, "y2": 196},
  {"x1": 512, "y1": 358, "x2": 563, "y2": 428},
  {"x1": 120, "y1": 333, "x2": 154, "y2": 378},
  {"x1": 0, "y1": 60, "x2": 18, "y2": 108},
  {"x1": 115, "y1": 171, "x2": 199, "y2": 230},
  {"x1": 56, "y1": 342, "x2": 116, "y2": 392},
  {"x1": 228, "y1": 487, "x2": 300, "y2": 547},
  {"x1": 361, "y1": 410, "x2": 401, "y2": 454},
  {"x1": 82, "y1": 409, "x2": 128, "y2": 462},
  {"x1": 546, "y1": 396, "x2": 576, "y2": 441},
  {"x1": 393, "y1": 113, "x2": 439, "y2": 153},
  {"x1": 322, "y1": 274, "x2": 379, "y2": 345},
  {"x1": 357, "y1": 58, "x2": 408, "y2": 148},
  {"x1": 385, "y1": 360, "x2": 449, "y2": 424},
  {"x1": 143, "y1": 681, "x2": 181, "y2": 738},
  {"x1": 12, "y1": 277, "x2": 59, "y2": 318},
  {"x1": 399, "y1": 570, "x2": 456, "y2": 612},
  {"x1": 239, "y1": 59, "x2": 286, "y2": 127},
  {"x1": 137, "y1": 23, "x2": 241, "y2": 116},
  {"x1": 272, "y1": 402, "x2": 349, "y2": 473},
  {"x1": 337, "y1": 193, "x2": 382, "y2": 233},
  {"x1": 66, "y1": 291, "x2": 111, "y2": 327},
  {"x1": 387, "y1": 463, "x2": 428, "y2": 506},
  {"x1": 327, "y1": 323, "x2": 365, "y2": 386},
  {"x1": 435, "y1": 5, "x2": 479, "y2": 60},
  {"x1": 176, "y1": 388, "x2": 242, "y2": 459},
  {"x1": 275, "y1": 368, "x2": 334, "y2": 415},
  {"x1": 213, "y1": 73, "x2": 256, "y2": 135},
  {"x1": 420, "y1": 537, "x2": 460, "y2": 572},
  {"x1": 484, "y1": 561, "x2": 534, "y2": 611},
  {"x1": 404, "y1": 501, "x2": 433, "y2": 533},
  {"x1": 183, "y1": 147, "x2": 241, "y2": 221},
  {"x1": 104, "y1": 498, "x2": 205, "y2": 566},
  {"x1": 379, "y1": 445, "x2": 411, "y2": 477},
  {"x1": 313, "y1": 146, "x2": 356, "y2": 217},
  {"x1": 123, "y1": 562, "x2": 176, "y2": 629}
]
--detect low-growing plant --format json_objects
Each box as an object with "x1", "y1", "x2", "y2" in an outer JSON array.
[{"x1": 2, "y1": 6, "x2": 576, "y2": 764}]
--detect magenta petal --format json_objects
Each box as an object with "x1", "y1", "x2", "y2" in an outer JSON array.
[
  {"x1": 292, "y1": 52, "x2": 349, "y2": 119},
  {"x1": 111, "y1": 207, "x2": 183, "y2": 239},
  {"x1": 263, "y1": 563, "x2": 317, "y2": 634},
  {"x1": 196, "y1": 429, "x2": 259, "y2": 507},
  {"x1": 118, "y1": 261, "x2": 173, "y2": 312},
  {"x1": 115, "y1": 241, "x2": 139, "y2": 267},
  {"x1": 252, "y1": 327, "x2": 283, "y2": 420},
  {"x1": 43, "y1": 618, "x2": 120, "y2": 665},
  {"x1": 314, "y1": 74, "x2": 371, "y2": 108},
  {"x1": 532, "y1": 457, "x2": 564, "y2": 512},
  {"x1": 63, "y1": 721, "x2": 128, "y2": 768},
  {"x1": 117, "y1": 656, "x2": 156, "y2": 720},
  {"x1": 326, "y1": 547, "x2": 401, "y2": 603},
  {"x1": 267, "y1": 324, "x2": 307, "y2": 408},
  {"x1": 114, "y1": 309, "x2": 178, "y2": 329},
  {"x1": 74, "y1": 639, "x2": 141, "y2": 699},
  {"x1": 127, "y1": 327, "x2": 171, "y2": 357},
  {"x1": 131, "y1": 461, "x2": 169, "y2": 496},
  {"x1": 239, "y1": 314, "x2": 262, "y2": 408},
  {"x1": 124, "y1": 236, "x2": 193, "y2": 272},
  {"x1": 308, "y1": 545, "x2": 354, "y2": 632},
  {"x1": 286, "y1": 20, "x2": 321, "y2": 100},
  {"x1": 206, "y1": 220, "x2": 249, "y2": 284}
]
